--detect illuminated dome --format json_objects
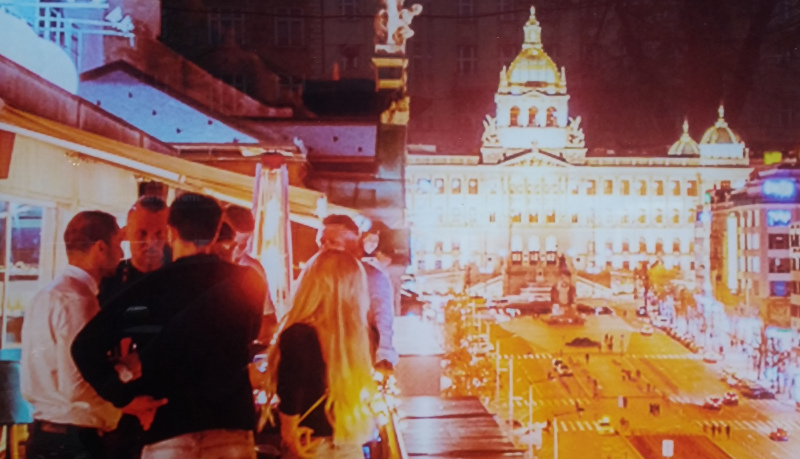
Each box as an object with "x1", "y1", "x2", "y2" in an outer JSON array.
[
  {"x1": 701, "y1": 106, "x2": 743, "y2": 144},
  {"x1": 668, "y1": 119, "x2": 700, "y2": 156},
  {"x1": 506, "y1": 6, "x2": 564, "y2": 89}
]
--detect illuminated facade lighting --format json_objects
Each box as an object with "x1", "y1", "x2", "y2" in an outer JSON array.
[{"x1": 406, "y1": 6, "x2": 752, "y2": 290}]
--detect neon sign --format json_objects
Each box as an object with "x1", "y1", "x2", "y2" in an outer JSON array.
[
  {"x1": 762, "y1": 179, "x2": 797, "y2": 200},
  {"x1": 767, "y1": 210, "x2": 792, "y2": 227}
]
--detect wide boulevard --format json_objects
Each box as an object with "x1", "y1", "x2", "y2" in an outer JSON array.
[{"x1": 484, "y1": 299, "x2": 798, "y2": 459}]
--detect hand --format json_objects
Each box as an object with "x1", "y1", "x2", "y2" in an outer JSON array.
[
  {"x1": 114, "y1": 338, "x2": 141, "y2": 382},
  {"x1": 121, "y1": 396, "x2": 168, "y2": 431},
  {"x1": 374, "y1": 360, "x2": 394, "y2": 374}
]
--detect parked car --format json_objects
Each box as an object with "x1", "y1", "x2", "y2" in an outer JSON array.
[
  {"x1": 741, "y1": 387, "x2": 776, "y2": 399},
  {"x1": 595, "y1": 416, "x2": 616, "y2": 435},
  {"x1": 769, "y1": 428, "x2": 789, "y2": 442},
  {"x1": 723, "y1": 392, "x2": 739, "y2": 406},
  {"x1": 641, "y1": 325, "x2": 654, "y2": 336},
  {"x1": 703, "y1": 396, "x2": 723, "y2": 410},
  {"x1": 566, "y1": 337, "x2": 601, "y2": 348}
]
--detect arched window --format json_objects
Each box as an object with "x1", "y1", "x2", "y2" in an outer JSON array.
[
  {"x1": 510, "y1": 106, "x2": 520, "y2": 126},
  {"x1": 546, "y1": 107, "x2": 558, "y2": 127},
  {"x1": 527, "y1": 107, "x2": 538, "y2": 127}
]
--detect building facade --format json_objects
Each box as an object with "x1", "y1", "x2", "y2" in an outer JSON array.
[{"x1": 406, "y1": 8, "x2": 752, "y2": 292}]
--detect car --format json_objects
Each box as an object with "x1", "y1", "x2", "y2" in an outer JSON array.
[
  {"x1": 703, "y1": 352, "x2": 721, "y2": 364},
  {"x1": 723, "y1": 392, "x2": 739, "y2": 406},
  {"x1": 769, "y1": 428, "x2": 789, "y2": 442},
  {"x1": 595, "y1": 416, "x2": 616, "y2": 435},
  {"x1": 556, "y1": 364, "x2": 573, "y2": 377},
  {"x1": 741, "y1": 387, "x2": 776, "y2": 399},
  {"x1": 703, "y1": 396, "x2": 723, "y2": 410},
  {"x1": 641, "y1": 325, "x2": 654, "y2": 336},
  {"x1": 566, "y1": 337, "x2": 601, "y2": 347}
]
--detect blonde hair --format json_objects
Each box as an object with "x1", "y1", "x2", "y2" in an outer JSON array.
[{"x1": 264, "y1": 250, "x2": 376, "y2": 444}]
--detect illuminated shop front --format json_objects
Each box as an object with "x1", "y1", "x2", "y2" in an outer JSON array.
[{"x1": 406, "y1": 8, "x2": 752, "y2": 292}]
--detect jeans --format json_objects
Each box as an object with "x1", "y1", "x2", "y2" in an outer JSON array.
[
  {"x1": 26, "y1": 423, "x2": 106, "y2": 459},
  {"x1": 281, "y1": 438, "x2": 364, "y2": 459},
  {"x1": 141, "y1": 429, "x2": 255, "y2": 459}
]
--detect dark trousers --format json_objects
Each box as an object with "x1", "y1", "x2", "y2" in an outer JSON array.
[
  {"x1": 102, "y1": 414, "x2": 145, "y2": 459},
  {"x1": 26, "y1": 421, "x2": 107, "y2": 459}
]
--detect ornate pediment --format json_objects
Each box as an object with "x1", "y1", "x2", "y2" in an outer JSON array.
[{"x1": 500, "y1": 150, "x2": 571, "y2": 168}]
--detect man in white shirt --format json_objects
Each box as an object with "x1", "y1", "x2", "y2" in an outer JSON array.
[{"x1": 21, "y1": 211, "x2": 166, "y2": 459}]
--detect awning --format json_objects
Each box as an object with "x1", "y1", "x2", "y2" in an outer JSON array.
[{"x1": 0, "y1": 102, "x2": 365, "y2": 228}]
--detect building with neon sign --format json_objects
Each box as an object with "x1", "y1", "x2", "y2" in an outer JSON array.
[{"x1": 406, "y1": 7, "x2": 752, "y2": 292}]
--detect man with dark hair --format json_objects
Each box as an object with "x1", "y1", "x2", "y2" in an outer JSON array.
[
  {"x1": 98, "y1": 196, "x2": 169, "y2": 307},
  {"x1": 21, "y1": 211, "x2": 165, "y2": 459},
  {"x1": 316, "y1": 214, "x2": 397, "y2": 371},
  {"x1": 73, "y1": 193, "x2": 264, "y2": 459},
  {"x1": 225, "y1": 205, "x2": 278, "y2": 345}
]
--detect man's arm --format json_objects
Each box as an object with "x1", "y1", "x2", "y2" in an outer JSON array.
[
  {"x1": 367, "y1": 266, "x2": 398, "y2": 366},
  {"x1": 71, "y1": 296, "x2": 141, "y2": 408}
]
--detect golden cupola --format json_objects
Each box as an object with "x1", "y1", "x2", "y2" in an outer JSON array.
[
  {"x1": 505, "y1": 6, "x2": 565, "y2": 94},
  {"x1": 668, "y1": 119, "x2": 700, "y2": 156},
  {"x1": 700, "y1": 105, "x2": 743, "y2": 144}
]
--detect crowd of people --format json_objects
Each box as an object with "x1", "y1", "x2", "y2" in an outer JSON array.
[{"x1": 19, "y1": 192, "x2": 397, "y2": 459}]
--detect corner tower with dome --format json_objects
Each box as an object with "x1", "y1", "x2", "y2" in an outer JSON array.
[{"x1": 405, "y1": 4, "x2": 753, "y2": 295}]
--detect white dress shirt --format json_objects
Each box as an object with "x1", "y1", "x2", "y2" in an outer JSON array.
[{"x1": 21, "y1": 265, "x2": 122, "y2": 431}]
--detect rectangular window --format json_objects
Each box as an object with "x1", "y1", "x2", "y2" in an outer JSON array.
[
  {"x1": 655, "y1": 180, "x2": 664, "y2": 196},
  {"x1": 208, "y1": 10, "x2": 245, "y2": 45},
  {"x1": 451, "y1": 178, "x2": 462, "y2": 194},
  {"x1": 769, "y1": 258, "x2": 791, "y2": 273},
  {"x1": 457, "y1": 45, "x2": 477, "y2": 76},
  {"x1": 468, "y1": 178, "x2": 478, "y2": 194},
  {"x1": 434, "y1": 178, "x2": 445, "y2": 194},
  {"x1": 603, "y1": 180, "x2": 613, "y2": 195},
  {"x1": 457, "y1": 0, "x2": 474, "y2": 17},
  {"x1": 499, "y1": 0, "x2": 517, "y2": 21},
  {"x1": 671, "y1": 180, "x2": 681, "y2": 196},
  {"x1": 585, "y1": 180, "x2": 596, "y2": 196},
  {"x1": 275, "y1": 8, "x2": 304, "y2": 47},
  {"x1": 687, "y1": 180, "x2": 698, "y2": 196},
  {"x1": 769, "y1": 234, "x2": 789, "y2": 250},
  {"x1": 771, "y1": 281, "x2": 789, "y2": 297},
  {"x1": 621, "y1": 180, "x2": 630, "y2": 196},
  {"x1": 340, "y1": 0, "x2": 358, "y2": 18}
]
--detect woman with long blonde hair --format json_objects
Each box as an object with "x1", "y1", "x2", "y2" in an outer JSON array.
[{"x1": 262, "y1": 249, "x2": 377, "y2": 458}]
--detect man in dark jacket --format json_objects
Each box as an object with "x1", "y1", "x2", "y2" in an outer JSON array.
[{"x1": 72, "y1": 193, "x2": 265, "y2": 458}]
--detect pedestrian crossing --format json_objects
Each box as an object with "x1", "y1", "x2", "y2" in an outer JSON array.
[
  {"x1": 629, "y1": 354, "x2": 703, "y2": 360},
  {"x1": 496, "y1": 353, "x2": 703, "y2": 360},
  {"x1": 695, "y1": 418, "x2": 800, "y2": 434},
  {"x1": 500, "y1": 397, "x2": 592, "y2": 408}
]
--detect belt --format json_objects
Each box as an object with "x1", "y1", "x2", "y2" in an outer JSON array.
[{"x1": 32, "y1": 420, "x2": 102, "y2": 436}]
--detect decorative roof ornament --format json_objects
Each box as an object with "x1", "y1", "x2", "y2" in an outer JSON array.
[
  {"x1": 522, "y1": 5, "x2": 543, "y2": 50},
  {"x1": 499, "y1": 66, "x2": 510, "y2": 93},
  {"x1": 668, "y1": 118, "x2": 700, "y2": 156},
  {"x1": 374, "y1": 0, "x2": 423, "y2": 55},
  {"x1": 700, "y1": 104, "x2": 742, "y2": 145},
  {"x1": 482, "y1": 115, "x2": 501, "y2": 146}
]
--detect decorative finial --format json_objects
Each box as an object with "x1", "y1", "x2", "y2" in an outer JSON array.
[
  {"x1": 718, "y1": 104, "x2": 725, "y2": 119},
  {"x1": 683, "y1": 118, "x2": 689, "y2": 133}
]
